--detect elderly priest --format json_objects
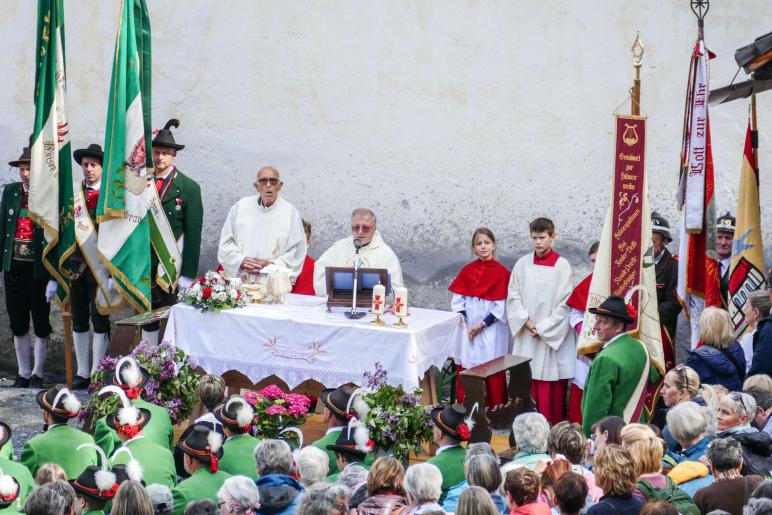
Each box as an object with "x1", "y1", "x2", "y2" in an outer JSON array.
[
  {"x1": 218, "y1": 166, "x2": 307, "y2": 282},
  {"x1": 313, "y1": 208, "x2": 404, "y2": 296}
]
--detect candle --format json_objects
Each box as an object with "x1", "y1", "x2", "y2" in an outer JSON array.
[
  {"x1": 371, "y1": 283, "x2": 386, "y2": 314},
  {"x1": 393, "y1": 286, "x2": 408, "y2": 317}
]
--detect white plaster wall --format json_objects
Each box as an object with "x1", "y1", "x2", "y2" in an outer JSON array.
[{"x1": 1, "y1": 0, "x2": 770, "y2": 312}]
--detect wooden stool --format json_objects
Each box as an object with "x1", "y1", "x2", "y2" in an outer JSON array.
[
  {"x1": 109, "y1": 306, "x2": 172, "y2": 357},
  {"x1": 459, "y1": 355, "x2": 533, "y2": 443}
]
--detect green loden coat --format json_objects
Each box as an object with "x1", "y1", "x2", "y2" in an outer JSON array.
[
  {"x1": 0, "y1": 443, "x2": 12, "y2": 461},
  {"x1": 311, "y1": 429, "x2": 343, "y2": 476},
  {"x1": 0, "y1": 182, "x2": 49, "y2": 277},
  {"x1": 426, "y1": 445, "x2": 467, "y2": 503},
  {"x1": 93, "y1": 397, "x2": 174, "y2": 458},
  {"x1": 218, "y1": 434, "x2": 260, "y2": 479},
  {"x1": 0, "y1": 456, "x2": 35, "y2": 513},
  {"x1": 109, "y1": 435, "x2": 177, "y2": 489},
  {"x1": 20, "y1": 424, "x2": 97, "y2": 479},
  {"x1": 171, "y1": 467, "x2": 231, "y2": 515}
]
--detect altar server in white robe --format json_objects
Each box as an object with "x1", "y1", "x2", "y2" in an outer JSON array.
[
  {"x1": 218, "y1": 166, "x2": 307, "y2": 282},
  {"x1": 507, "y1": 217, "x2": 575, "y2": 425},
  {"x1": 313, "y1": 208, "x2": 404, "y2": 296}
]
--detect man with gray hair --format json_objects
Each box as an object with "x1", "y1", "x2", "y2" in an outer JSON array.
[
  {"x1": 254, "y1": 439, "x2": 304, "y2": 515},
  {"x1": 694, "y1": 437, "x2": 764, "y2": 515},
  {"x1": 296, "y1": 482, "x2": 350, "y2": 515},
  {"x1": 313, "y1": 208, "x2": 404, "y2": 296}
]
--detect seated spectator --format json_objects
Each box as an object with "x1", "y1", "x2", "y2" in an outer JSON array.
[
  {"x1": 685, "y1": 307, "x2": 746, "y2": 392},
  {"x1": 295, "y1": 446, "x2": 330, "y2": 488},
  {"x1": 553, "y1": 472, "x2": 588, "y2": 515},
  {"x1": 34, "y1": 462, "x2": 66, "y2": 485},
  {"x1": 457, "y1": 486, "x2": 500, "y2": 515},
  {"x1": 667, "y1": 460, "x2": 713, "y2": 498},
  {"x1": 504, "y1": 467, "x2": 550, "y2": 515},
  {"x1": 740, "y1": 291, "x2": 771, "y2": 373},
  {"x1": 254, "y1": 439, "x2": 305, "y2": 515},
  {"x1": 640, "y1": 501, "x2": 678, "y2": 515},
  {"x1": 147, "y1": 483, "x2": 174, "y2": 515},
  {"x1": 716, "y1": 392, "x2": 772, "y2": 476},
  {"x1": 659, "y1": 365, "x2": 704, "y2": 450},
  {"x1": 337, "y1": 463, "x2": 368, "y2": 506},
  {"x1": 744, "y1": 498, "x2": 772, "y2": 515},
  {"x1": 218, "y1": 476, "x2": 261, "y2": 515},
  {"x1": 503, "y1": 412, "x2": 551, "y2": 472},
  {"x1": 296, "y1": 482, "x2": 350, "y2": 515},
  {"x1": 751, "y1": 479, "x2": 772, "y2": 499},
  {"x1": 548, "y1": 421, "x2": 603, "y2": 502},
  {"x1": 113, "y1": 480, "x2": 154, "y2": 515},
  {"x1": 745, "y1": 374, "x2": 772, "y2": 394},
  {"x1": 45, "y1": 480, "x2": 76, "y2": 514},
  {"x1": 350, "y1": 456, "x2": 407, "y2": 515},
  {"x1": 24, "y1": 484, "x2": 68, "y2": 515},
  {"x1": 185, "y1": 499, "x2": 219, "y2": 515},
  {"x1": 443, "y1": 443, "x2": 506, "y2": 514},
  {"x1": 746, "y1": 389, "x2": 772, "y2": 436},
  {"x1": 665, "y1": 401, "x2": 712, "y2": 463},
  {"x1": 175, "y1": 375, "x2": 226, "y2": 479},
  {"x1": 694, "y1": 437, "x2": 764, "y2": 515},
  {"x1": 587, "y1": 416, "x2": 626, "y2": 468},
  {"x1": 537, "y1": 457, "x2": 573, "y2": 511},
  {"x1": 588, "y1": 445, "x2": 643, "y2": 515},
  {"x1": 402, "y1": 463, "x2": 446, "y2": 514}
]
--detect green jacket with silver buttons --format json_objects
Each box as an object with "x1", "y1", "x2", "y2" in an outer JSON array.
[{"x1": 0, "y1": 182, "x2": 49, "y2": 278}]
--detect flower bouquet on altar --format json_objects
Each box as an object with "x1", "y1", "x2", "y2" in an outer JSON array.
[
  {"x1": 348, "y1": 362, "x2": 433, "y2": 462},
  {"x1": 81, "y1": 341, "x2": 200, "y2": 427},
  {"x1": 242, "y1": 385, "x2": 312, "y2": 440},
  {"x1": 179, "y1": 270, "x2": 245, "y2": 312}
]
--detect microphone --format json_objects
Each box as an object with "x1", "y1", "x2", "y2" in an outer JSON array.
[
  {"x1": 353, "y1": 238, "x2": 362, "y2": 253},
  {"x1": 345, "y1": 238, "x2": 366, "y2": 319}
]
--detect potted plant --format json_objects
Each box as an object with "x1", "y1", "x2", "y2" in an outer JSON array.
[{"x1": 242, "y1": 385, "x2": 312, "y2": 442}]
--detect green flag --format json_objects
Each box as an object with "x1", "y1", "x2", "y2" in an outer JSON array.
[
  {"x1": 29, "y1": 0, "x2": 75, "y2": 304},
  {"x1": 97, "y1": 0, "x2": 153, "y2": 312}
]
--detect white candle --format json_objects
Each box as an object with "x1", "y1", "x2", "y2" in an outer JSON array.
[
  {"x1": 371, "y1": 284, "x2": 386, "y2": 314},
  {"x1": 394, "y1": 286, "x2": 408, "y2": 317}
]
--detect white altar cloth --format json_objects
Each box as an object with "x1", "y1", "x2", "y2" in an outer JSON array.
[{"x1": 164, "y1": 294, "x2": 467, "y2": 391}]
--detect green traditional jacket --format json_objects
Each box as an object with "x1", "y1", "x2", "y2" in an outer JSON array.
[
  {"x1": 0, "y1": 182, "x2": 49, "y2": 277},
  {"x1": 326, "y1": 461, "x2": 370, "y2": 483},
  {"x1": 93, "y1": 398, "x2": 174, "y2": 457},
  {"x1": 83, "y1": 511, "x2": 105, "y2": 515},
  {"x1": 20, "y1": 424, "x2": 97, "y2": 479},
  {"x1": 0, "y1": 443, "x2": 12, "y2": 461},
  {"x1": 171, "y1": 467, "x2": 232, "y2": 515},
  {"x1": 219, "y1": 434, "x2": 260, "y2": 479},
  {"x1": 581, "y1": 333, "x2": 660, "y2": 436},
  {"x1": 109, "y1": 435, "x2": 176, "y2": 488},
  {"x1": 0, "y1": 457, "x2": 35, "y2": 513},
  {"x1": 151, "y1": 169, "x2": 203, "y2": 280},
  {"x1": 426, "y1": 445, "x2": 467, "y2": 503},
  {"x1": 311, "y1": 428, "x2": 343, "y2": 475}
]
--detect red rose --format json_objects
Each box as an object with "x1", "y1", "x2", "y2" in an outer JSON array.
[
  {"x1": 625, "y1": 303, "x2": 638, "y2": 320},
  {"x1": 346, "y1": 411, "x2": 357, "y2": 420},
  {"x1": 202, "y1": 287, "x2": 212, "y2": 299},
  {"x1": 199, "y1": 276, "x2": 206, "y2": 285},
  {"x1": 236, "y1": 290, "x2": 241, "y2": 300},
  {"x1": 366, "y1": 438, "x2": 375, "y2": 450},
  {"x1": 457, "y1": 423, "x2": 471, "y2": 440}
]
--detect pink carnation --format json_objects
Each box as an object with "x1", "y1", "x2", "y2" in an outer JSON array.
[
  {"x1": 284, "y1": 393, "x2": 311, "y2": 407},
  {"x1": 242, "y1": 390, "x2": 261, "y2": 405},
  {"x1": 260, "y1": 385, "x2": 286, "y2": 400},
  {"x1": 288, "y1": 403, "x2": 309, "y2": 418},
  {"x1": 266, "y1": 405, "x2": 289, "y2": 416}
]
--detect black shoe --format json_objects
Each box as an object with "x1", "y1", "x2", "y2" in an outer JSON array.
[
  {"x1": 72, "y1": 375, "x2": 90, "y2": 390},
  {"x1": 10, "y1": 375, "x2": 30, "y2": 388},
  {"x1": 29, "y1": 375, "x2": 44, "y2": 388}
]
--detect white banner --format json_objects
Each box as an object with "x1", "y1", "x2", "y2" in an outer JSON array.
[{"x1": 684, "y1": 41, "x2": 709, "y2": 232}]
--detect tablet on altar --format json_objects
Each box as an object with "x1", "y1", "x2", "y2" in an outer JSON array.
[{"x1": 324, "y1": 267, "x2": 390, "y2": 309}]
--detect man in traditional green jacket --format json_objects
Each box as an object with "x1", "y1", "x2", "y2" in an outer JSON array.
[
  {"x1": 311, "y1": 386, "x2": 354, "y2": 476},
  {"x1": 20, "y1": 385, "x2": 97, "y2": 479},
  {"x1": 93, "y1": 356, "x2": 174, "y2": 457},
  {"x1": 325, "y1": 427, "x2": 372, "y2": 482},
  {"x1": 427, "y1": 404, "x2": 470, "y2": 503},
  {"x1": 214, "y1": 396, "x2": 260, "y2": 479},
  {"x1": 141, "y1": 119, "x2": 203, "y2": 345},
  {"x1": 72, "y1": 463, "x2": 122, "y2": 515},
  {"x1": 581, "y1": 295, "x2": 658, "y2": 436},
  {"x1": 0, "y1": 422, "x2": 35, "y2": 513},
  {"x1": 172, "y1": 425, "x2": 231, "y2": 515}
]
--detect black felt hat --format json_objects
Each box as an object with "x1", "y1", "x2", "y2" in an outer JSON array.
[
  {"x1": 111, "y1": 356, "x2": 149, "y2": 396},
  {"x1": 213, "y1": 396, "x2": 254, "y2": 433},
  {"x1": 104, "y1": 404, "x2": 152, "y2": 433},
  {"x1": 430, "y1": 403, "x2": 471, "y2": 440},
  {"x1": 717, "y1": 211, "x2": 736, "y2": 233},
  {"x1": 74, "y1": 143, "x2": 104, "y2": 165},
  {"x1": 0, "y1": 472, "x2": 20, "y2": 509},
  {"x1": 589, "y1": 295, "x2": 635, "y2": 324},
  {"x1": 0, "y1": 421, "x2": 10, "y2": 450},
  {"x1": 651, "y1": 211, "x2": 673, "y2": 243},
  {"x1": 180, "y1": 424, "x2": 224, "y2": 470},
  {"x1": 320, "y1": 385, "x2": 355, "y2": 419},
  {"x1": 8, "y1": 147, "x2": 31, "y2": 168},
  {"x1": 36, "y1": 384, "x2": 81, "y2": 419},
  {"x1": 326, "y1": 427, "x2": 370, "y2": 458},
  {"x1": 152, "y1": 119, "x2": 185, "y2": 150},
  {"x1": 71, "y1": 465, "x2": 120, "y2": 501}
]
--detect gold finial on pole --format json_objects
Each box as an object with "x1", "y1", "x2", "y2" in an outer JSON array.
[{"x1": 630, "y1": 33, "x2": 644, "y2": 116}]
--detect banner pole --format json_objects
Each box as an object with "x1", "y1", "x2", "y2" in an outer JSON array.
[
  {"x1": 63, "y1": 301, "x2": 74, "y2": 387},
  {"x1": 631, "y1": 34, "x2": 644, "y2": 116},
  {"x1": 751, "y1": 94, "x2": 759, "y2": 170}
]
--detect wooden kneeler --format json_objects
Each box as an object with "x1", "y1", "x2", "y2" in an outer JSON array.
[
  {"x1": 109, "y1": 306, "x2": 172, "y2": 357},
  {"x1": 459, "y1": 355, "x2": 533, "y2": 443}
]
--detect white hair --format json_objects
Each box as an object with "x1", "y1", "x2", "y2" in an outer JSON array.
[
  {"x1": 338, "y1": 464, "x2": 368, "y2": 493},
  {"x1": 512, "y1": 412, "x2": 550, "y2": 454},
  {"x1": 666, "y1": 401, "x2": 710, "y2": 443},
  {"x1": 254, "y1": 439, "x2": 293, "y2": 476},
  {"x1": 403, "y1": 463, "x2": 443, "y2": 504},
  {"x1": 297, "y1": 483, "x2": 349, "y2": 515},
  {"x1": 720, "y1": 392, "x2": 757, "y2": 420},
  {"x1": 217, "y1": 476, "x2": 260, "y2": 513},
  {"x1": 351, "y1": 208, "x2": 376, "y2": 223},
  {"x1": 295, "y1": 446, "x2": 329, "y2": 487}
]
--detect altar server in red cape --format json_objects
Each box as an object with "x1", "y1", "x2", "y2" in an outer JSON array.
[
  {"x1": 449, "y1": 228, "x2": 512, "y2": 409},
  {"x1": 566, "y1": 241, "x2": 599, "y2": 424}
]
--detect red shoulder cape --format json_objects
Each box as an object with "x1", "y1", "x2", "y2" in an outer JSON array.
[
  {"x1": 291, "y1": 255, "x2": 316, "y2": 295},
  {"x1": 448, "y1": 259, "x2": 510, "y2": 301},
  {"x1": 566, "y1": 273, "x2": 592, "y2": 311}
]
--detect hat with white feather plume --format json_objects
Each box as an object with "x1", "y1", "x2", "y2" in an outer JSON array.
[
  {"x1": 327, "y1": 418, "x2": 374, "y2": 457},
  {"x1": 111, "y1": 356, "x2": 149, "y2": 398},
  {"x1": 111, "y1": 447, "x2": 144, "y2": 485},
  {"x1": 99, "y1": 385, "x2": 151, "y2": 439},
  {"x1": 0, "y1": 467, "x2": 20, "y2": 508},
  {"x1": 72, "y1": 443, "x2": 120, "y2": 500},
  {"x1": 214, "y1": 396, "x2": 255, "y2": 434},
  {"x1": 181, "y1": 424, "x2": 224, "y2": 473},
  {"x1": 36, "y1": 384, "x2": 82, "y2": 419}
]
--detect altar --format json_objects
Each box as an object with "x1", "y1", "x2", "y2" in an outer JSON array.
[{"x1": 163, "y1": 294, "x2": 467, "y2": 399}]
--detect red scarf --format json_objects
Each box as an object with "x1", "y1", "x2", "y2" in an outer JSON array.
[
  {"x1": 566, "y1": 273, "x2": 592, "y2": 311},
  {"x1": 448, "y1": 259, "x2": 510, "y2": 301}
]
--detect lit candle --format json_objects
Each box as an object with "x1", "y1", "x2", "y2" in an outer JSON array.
[
  {"x1": 371, "y1": 283, "x2": 386, "y2": 314},
  {"x1": 393, "y1": 286, "x2": 408, "y2": 317}
]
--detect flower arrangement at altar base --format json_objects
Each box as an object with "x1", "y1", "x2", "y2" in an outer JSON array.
[
  {"x1": 179, "y1": 270, "x2": 245, "y2": 312},
  {"x1": 242, "y1": 385, "x2": 312, "y2": 440},
  {"x1": 81, "y1": 341, "x2": 201, "y2": 427},
  {"x1": 348, "y1": 362, "x2": 433, "y2": 462}
]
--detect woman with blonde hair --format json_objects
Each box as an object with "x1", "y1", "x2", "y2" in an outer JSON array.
[
  {"x1": 34, "y1": 463, "x2": 66, "y2": 485},
  {"x1": 111, "y1": 480, "x2": 154, "y2": 515},
  {"x1": 744, "y1": 374, "x2": 772, "y2": 393},
  {"x1": 658, "y1": 365, "x2": 715, "y2": 451},
  {"x1": 587, "y1": 445, "x2": 642, "y2": 515},
  {"x1": 456, "y1": 486, "x2": 499, "y2": 515},
  {"x1": 685, "y1": 307, "x2": 746, "y2": 392}
]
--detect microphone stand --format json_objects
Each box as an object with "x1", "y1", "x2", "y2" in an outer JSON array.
[{"x1": 345, "y1": 240, "x2": 366, "y2": 319}]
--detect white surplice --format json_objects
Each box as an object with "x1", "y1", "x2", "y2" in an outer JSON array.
[
  {"x1": 217, "y1": 195, "x2": 307, "y2": 281},
  {"x1": 452, "y1": 294, "x2": 512, "y2": 368},
  {"x1": 313, "y1": 230, "x2": 404, "y2": 296},
  {"x1": 506, "y1": 254, "x2": 575, "y2": 381}
]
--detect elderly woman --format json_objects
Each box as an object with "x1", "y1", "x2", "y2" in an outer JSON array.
[
  {"x1": 338, "y1": 464, "x2": 370, "y2": 509},
  {"x1": 350, "y1": 457, "x2": 407, "y2": 515},
  {"x1": 741, "y1": 291, "x2": 771, "y2": 373},
  {"x1": 457, "y1": 486, "x2": 500, "y2": 515},
  {"x1": 443, "y1": 443, "x2": 506, "y2": 514},
  {"x1": 295, "y1": 446, "x2": 329, "y2": 489},
  {"x1": 665, "y1": 401, "x2": 711, "y2": 463},
  {"x1": 401, "y1": 463, "x2": 446, "y2": 514},
  {"x1": 716, "y1": 392, "x2": 772, "y2": 476},
  {"x1": 548, "y1": 421, "x2": 602, "y2": 502},
  {"x1": 693, "y1": 437, "x2": 765, "y2": 515},
  {"x1": 744, "y1": 374, "x2": 772, "y2": 393},
  {"x1": 587, "y1": 445, "x2": 643, "y2": 515},
  {"x1": 218, "y1": 476, "x2": 261, "y2": 514},
  {"x1": 297, "y1": 482, "x2": 350, "y2": 515},
  {"x1": 685, "y1": 307, "x2": 746, "y2": 392},
  {"x1": 504, "y1": 413, "x2": 551, "y2": 472}
]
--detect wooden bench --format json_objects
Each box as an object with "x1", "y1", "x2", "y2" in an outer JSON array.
[
  {"x1": 459, "y1": 355, "x2": 533, "y2": 443},
  {"x1": 109, "y1": 306, "x2": 172, "y2": 357}
]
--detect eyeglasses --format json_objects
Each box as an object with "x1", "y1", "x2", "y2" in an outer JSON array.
[
  {"x1": 332, "y1": 503, "x2": 349, "y2": 512},
  {"x1": 728, "y1": 392, "x2": 753, "y2": 415},
  {"x1": 351, "y1": 225, "x2": 373, "y2": 232},
  {"x1": 256, "y1": 177, "x2": 280, "y2": 186}
]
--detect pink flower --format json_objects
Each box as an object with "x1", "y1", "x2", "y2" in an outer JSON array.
[
  {"x1": 242, "y1": 390, "x2": 261, "y2": 405},
  {"x1": 266, "y1": 405, "x2": 288, "y2": 416},
  {"x1": 284, "y1": 393, "x2": 311, "y2": 407},
  {"x1": 288, "y1": 403, "x2": 309, "y2": 417},
  {"x1": 260, "y1": 385, "x2": 286, "y2": 400}
]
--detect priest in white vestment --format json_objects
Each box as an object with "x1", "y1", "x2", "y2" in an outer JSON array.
[
  {"x1": 218, "y1": 167, "x2": 307, "y2": 282},
  {"x1": 313, "y1": 208, "x2": 404, "y2": 296}
]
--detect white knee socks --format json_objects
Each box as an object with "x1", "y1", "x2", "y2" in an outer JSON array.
[
  {"x1": 31, "y1": 336, "x2": 47, "y2": 378},
  {"x1": 73, "y1": 331, "x2": 91, "y2": 379},
  {"x1": 13, "y1": 333, "x2": 32, "y2": 378},
  {"x1": 91, "y1": 332, "x2": 109, "y2": 376}
]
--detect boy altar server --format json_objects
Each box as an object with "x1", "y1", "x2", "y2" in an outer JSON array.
[{"x1": 507, "y1": 217, "x2": 575, "y2": 425}]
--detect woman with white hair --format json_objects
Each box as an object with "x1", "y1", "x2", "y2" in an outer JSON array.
[
  {"x1": 295, "y1": 446, "x2": 329, "y2": 488},
  {"x1": 664, "y1": 402, "x2": 715, "y2": 497},
  {"x1": 504, "y1": 412, "x2": 550, "y2": 472},
  {"x1": 716, "y1": 392, "x2": 772, "y2": 476},
  {"x1": 218, "y1": 476, "x2": 260, "y2": 514},
  {"x1": 297, "y1": 482, "x2": 350, "y2": 515},
  {"x1": 403, "y1": 463, "x2": 446, "y2": 514}
]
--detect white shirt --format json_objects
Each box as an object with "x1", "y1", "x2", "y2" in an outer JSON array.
[
  {"x1": 326, "y1": 426, "x2": 345, "y2": 436},
  {"x1": 602, "y1": 332, "x2": 627, "y2": 350},
  {"x1": 435, "y1": 444, "x2": 460, "y2": 456}
]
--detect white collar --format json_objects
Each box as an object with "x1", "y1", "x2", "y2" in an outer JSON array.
[
  {"x1": 326, "y1": 426, "x2": 345, "y2": 436},
  {"x1": 602, "y1": 332, "x2": 626, "y2": 349},
  {"x1": 154, "y1": 165, "x2": 175, "y2": 180},
  {"x1": 84, "y1": 182, "x2": 100, "y2": 191},
  {"x1": 258, "y1": 195, "x2": 282, "y2": 211},
  {"x1": 435, "y1": 444, "x2": 459, "y2": 456}
]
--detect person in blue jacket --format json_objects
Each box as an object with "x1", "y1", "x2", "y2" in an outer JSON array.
[{"x1": 686, "y1": 307, "x2": 746, "y2": 392}]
